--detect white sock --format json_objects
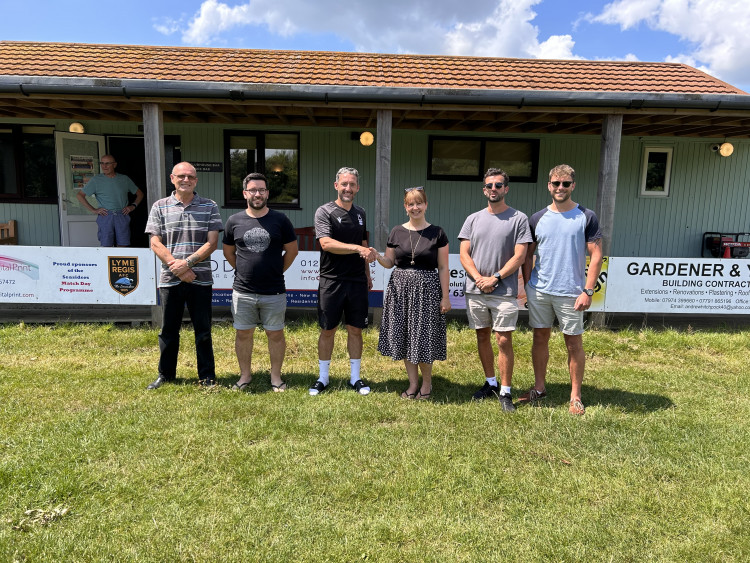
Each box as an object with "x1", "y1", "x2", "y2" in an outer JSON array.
[
  {"x1": 318, "y1": 360, "x2": 330, "y2": 386},
  {"x1": 349, "y1": 359, "x2": 361, "y2": 384},
  {"x1": 486, "y1": 376, "x2": 498, "y2": 387},
  {"x1": 500, "y1": 385, "x2": 512, "y2": 396}
]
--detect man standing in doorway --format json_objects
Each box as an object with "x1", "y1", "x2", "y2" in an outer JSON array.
[
  {"x1": 76, "y1": 154, "x2": 144, "y2": 247},
  {"x1": 521, "y1": 164, "x2": 603, "y2": 415},
  {"x1": 459, "y1": 168, "x2": 531, "y2": 412},
  {"x1": 223, "y1": 172, "x2": 299, "y2": 392},
  {"x1": 309, "y1": 167, "x2": 376, "y2": 396},
  {"x1": 145, "y1": 162, "x2": 223, "y2": 389}
]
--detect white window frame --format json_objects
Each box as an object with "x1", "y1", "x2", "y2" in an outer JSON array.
[{"x1": 640, "y1": 146, "x2": 673, "y2": 197}]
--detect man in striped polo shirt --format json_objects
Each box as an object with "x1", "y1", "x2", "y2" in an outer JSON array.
[{"x1": 145, "y1": 162, "x2": 223, "y2": 389}]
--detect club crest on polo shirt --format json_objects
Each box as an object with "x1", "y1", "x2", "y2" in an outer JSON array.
[
  {"x1": 337, "y1": 217, "x2": 342, "y2": 223},
  {"x1": 357, "y1": 214, "x2": 363, "y2": 225}
]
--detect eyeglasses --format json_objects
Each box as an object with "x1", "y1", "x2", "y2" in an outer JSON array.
[
  {"x1": 404, "y1": 186, "x2": 424, "y2": 193},
  {"x1": 100, "y1": 161, "x2": 115, "y2": 166},
  {"x1": 173, "y1": 174, "x2": 197, "y2": 181},
  {"x1": 484, "y1": 182, "x2": 506, "y2": 190},
  {"x1": 243, "y1": 188, "x2": 268, "y2": 194},
  {"x1": 550, "y1": 181, "x2": 573, "y2": 188}
]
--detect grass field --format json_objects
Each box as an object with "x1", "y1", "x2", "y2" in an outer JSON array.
[{"x1": 1, "y1": 320, "x2": 749, "y2": 562}]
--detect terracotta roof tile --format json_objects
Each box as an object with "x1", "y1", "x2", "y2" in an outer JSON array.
[{"x1": 0, "y1": 41, "x2": 744, "y2": 95}]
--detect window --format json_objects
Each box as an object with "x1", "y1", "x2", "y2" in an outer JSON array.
[
  {"x1": 0, "y1": 125, "x2": 56, "y2": 202},
  {"x1": 640, "y1": 147, "x2": 673, "y2": 197},
  {"x1": 224, "y1": 131, "x2": 300, "y2": 208},
  {"x1": 428, "y1": 136, "x2": 539, "y2": 182}
]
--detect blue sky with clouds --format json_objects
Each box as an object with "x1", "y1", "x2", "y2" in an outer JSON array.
[{"x1": 2, "y1": 0, "x2": 749, "y2": 92}]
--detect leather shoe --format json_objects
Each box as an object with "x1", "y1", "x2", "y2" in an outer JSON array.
[{"x1": 146, "y1": 376, "x2": 172, "y2": 390}]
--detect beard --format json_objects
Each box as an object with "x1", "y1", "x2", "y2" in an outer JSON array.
[{"x1": 248, "y1": 198, "x2": 267, "y2": 210}]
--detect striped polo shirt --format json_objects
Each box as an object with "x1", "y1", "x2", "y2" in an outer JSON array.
[{"x1": 145, "y1": 191, "x2": 223, "y2": 287}]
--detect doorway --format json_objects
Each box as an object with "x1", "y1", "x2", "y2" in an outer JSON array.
[{"x1": 108, "y1": 135, "x2": 181, "y2": 248}]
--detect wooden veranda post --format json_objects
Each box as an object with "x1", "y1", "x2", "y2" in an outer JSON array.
[
  {"x1": 592, "y1": 113, "x2": 623, "y2": 327},
  {"x1": 142, "y1": 103, "x2": 166, "y2": 327}
]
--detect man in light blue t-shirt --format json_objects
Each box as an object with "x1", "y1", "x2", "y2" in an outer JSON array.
[
  {"x1": 76, "y1": 155, "x2": 144, "y2": 247},
  {"x1": 521, "y1": 164, "x2": 603, "y2": 415}
]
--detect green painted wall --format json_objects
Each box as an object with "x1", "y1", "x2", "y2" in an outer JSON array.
[{"x1": 3, "y1": 117, "x2": 749, "y2": 259}]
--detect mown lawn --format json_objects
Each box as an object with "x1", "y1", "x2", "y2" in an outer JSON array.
[{"x1": 1, "y1": 320, "x2": 748, "y2": 562}]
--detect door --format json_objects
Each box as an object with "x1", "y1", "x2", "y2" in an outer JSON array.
[{"x1": 55, "y1": 132, "x2": 106, "y2": 246}]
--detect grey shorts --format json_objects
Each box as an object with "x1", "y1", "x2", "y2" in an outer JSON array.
[
  {"x1": 231, "y1": 290, "x2": 287, "y2": 331},
  {"x1": 465, "y1": 293, "x2": 518, "y2": 332},
  {"x1": 525, "y1": 285, "x2": 584, "y2": 335}
]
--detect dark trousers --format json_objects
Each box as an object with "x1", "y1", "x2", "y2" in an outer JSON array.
[{"x1": 158, "y1": 283, "x2": 215, "y2": 381}]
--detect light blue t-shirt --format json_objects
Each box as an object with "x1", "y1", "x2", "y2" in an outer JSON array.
[
  {"x1": 528, "y1": 205, "x2": 601, "y2": 297},
  {"x1": 82, "y1": 173, "x2": 139, "y2": 211}
]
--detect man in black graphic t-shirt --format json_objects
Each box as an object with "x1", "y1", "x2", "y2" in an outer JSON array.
[{"x1": 223, "y1": 172, "x2": 298, "y2": 392}]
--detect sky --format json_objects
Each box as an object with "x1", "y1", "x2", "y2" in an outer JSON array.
[{"x1": 2, "y1": 0, "x2": 750, "y2": 93}]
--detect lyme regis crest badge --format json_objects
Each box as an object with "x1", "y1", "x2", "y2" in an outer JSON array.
[{"x1": 108, "y1": 256, "x2": 139, "y2": 296}]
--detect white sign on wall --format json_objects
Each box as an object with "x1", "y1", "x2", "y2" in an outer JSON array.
[
  {"x1": 604, "y1": 257, "x2": 750, "y2": 314},
  {"x1": 0, "y1": 247, "x2": 157, "y2": 305}
]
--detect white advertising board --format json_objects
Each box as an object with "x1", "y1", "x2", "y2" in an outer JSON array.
[
  {"x1": 0, "y1": 247, "x2": 157, "y2": 305},
  {"x1": 604, "y1": 257, "x2": 750, "y2": 313}
]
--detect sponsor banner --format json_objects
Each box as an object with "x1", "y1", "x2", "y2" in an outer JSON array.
[
  {"x1": 211, "y1": 250, "x2": 385, "y2": 307},
  {"x1": 0, "y1": 247, "x2": 156, "y2": 304},
  {"x1": 443, "y1": 255, "x2": 608, "y2": 312},
  {"x1": 604, "y1": 257, "x2": 750, "y2": 313},
  {"x1": 209, "y1": 250, "x2": 605, "y2": 311}
]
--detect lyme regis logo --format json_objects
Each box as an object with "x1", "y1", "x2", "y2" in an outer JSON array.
[{"x1": 109, "y1": 256, "x2": 139, "y2": 296}]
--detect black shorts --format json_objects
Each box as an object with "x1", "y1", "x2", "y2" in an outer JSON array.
[{"x1": 318, "y1": 277, "x2": 369, "y2": 330}]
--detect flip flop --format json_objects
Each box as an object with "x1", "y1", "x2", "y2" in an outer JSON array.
[
  {"x1": 231, "y1": 381, "x2": 251, "y2": 391},
  {"x1": 416, "y1": 387, "x2": 432, "y2": 401},
  {"x1": 400, "y1": 389, "x2": 417, "y2": 399},
  {"x1": 271, "y1": 381, "x2": 287, "y2": 393}
]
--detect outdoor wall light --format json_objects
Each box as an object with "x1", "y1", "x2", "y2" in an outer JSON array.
[
  {"x1": 711, "y1": 142, "x2": 734, "y2": 157},
  {"x1": 351, "y1": 131, "x2": 374, "y2": 146},
  {"x1": 69, "y1": 122, "x2": 85, "y2": 134}
]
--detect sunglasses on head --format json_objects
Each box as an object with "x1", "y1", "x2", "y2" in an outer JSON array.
[
  {"x1": 484, "y1": 182, "x2": 506, "y2": 190},
  {"x1": 550, "y1": 181, "x2": 573, "y2": 188},
  {"x1": 405, "y1": 186, "x2": 424, "y2": 193}
]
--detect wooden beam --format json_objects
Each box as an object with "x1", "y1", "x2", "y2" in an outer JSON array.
[
  {"x1": 375, "y1": 110, "x2": 392, "y2": 252},
  {"x1": 142, "y1": 102, "x2": 166, "y2": 327}
]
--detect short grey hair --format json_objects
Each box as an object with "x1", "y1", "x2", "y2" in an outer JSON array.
[{"x1": 335, "y1": 167, "x2": 359, "y2": 184}]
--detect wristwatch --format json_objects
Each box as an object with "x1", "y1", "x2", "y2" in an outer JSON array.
[
  {"x1": 493, "y1": 272, "x2": 501, "y2": 285},
  {"x1": 583, "y1": 288, "x2": 594, "y2": 296}
]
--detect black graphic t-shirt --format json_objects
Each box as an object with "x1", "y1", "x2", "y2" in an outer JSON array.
[{"x1": 223, "y1": 209, "x2": 296, "y2": 294}]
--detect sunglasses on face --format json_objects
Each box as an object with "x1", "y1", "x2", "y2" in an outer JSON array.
[
  {"x1": 550, "y1": 181, "x2": 573, "y2": 188},
  {"x1": 405, "y1": 186, "x2": 424, "y2": 193},
  {"x1": 484, "y1": 182, "x2": 506, "y2": 190}
]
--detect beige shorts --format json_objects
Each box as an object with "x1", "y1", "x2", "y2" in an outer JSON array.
[
  {"x1": 525, "y1": 285, "x2": 584, "y2": 335},
  {"x1": 465, "y1": 293, "x2": 518, "y2": 332}
]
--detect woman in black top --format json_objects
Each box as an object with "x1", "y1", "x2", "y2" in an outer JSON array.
[{"x1": 375, "y1": 187, "x2": 451, "y2": 400}]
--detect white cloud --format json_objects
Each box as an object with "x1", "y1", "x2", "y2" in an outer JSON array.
[
  {"x1": 589, "y1": 0, "x2": 750, "y2": 88},
  {"x1": 175, "y1": 0, "x2": 578, "y2": 61}
]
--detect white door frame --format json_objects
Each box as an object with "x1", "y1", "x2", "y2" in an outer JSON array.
[{"x1": 55, "y1": 132, "x2": 106, "y2": 247}]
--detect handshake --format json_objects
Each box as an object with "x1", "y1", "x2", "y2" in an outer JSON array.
[{"x1": 359, "y1": 246, "x2": 378, "y2": 263}]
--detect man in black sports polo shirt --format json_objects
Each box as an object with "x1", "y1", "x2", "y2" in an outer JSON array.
[{"x1": 309, "y1": 167, "x2": 376, "y2": 396}]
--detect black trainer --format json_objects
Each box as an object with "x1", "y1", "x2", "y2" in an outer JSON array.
[
  {"x1": 499, "y1": 393, "x2": 516, "y2": 413},
  {"x1": 472, "y1": 381, "x2": 499, "y2": 400},
  {"x1": 309, "y1": 380, "x2": 327, "y2": 396}
]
